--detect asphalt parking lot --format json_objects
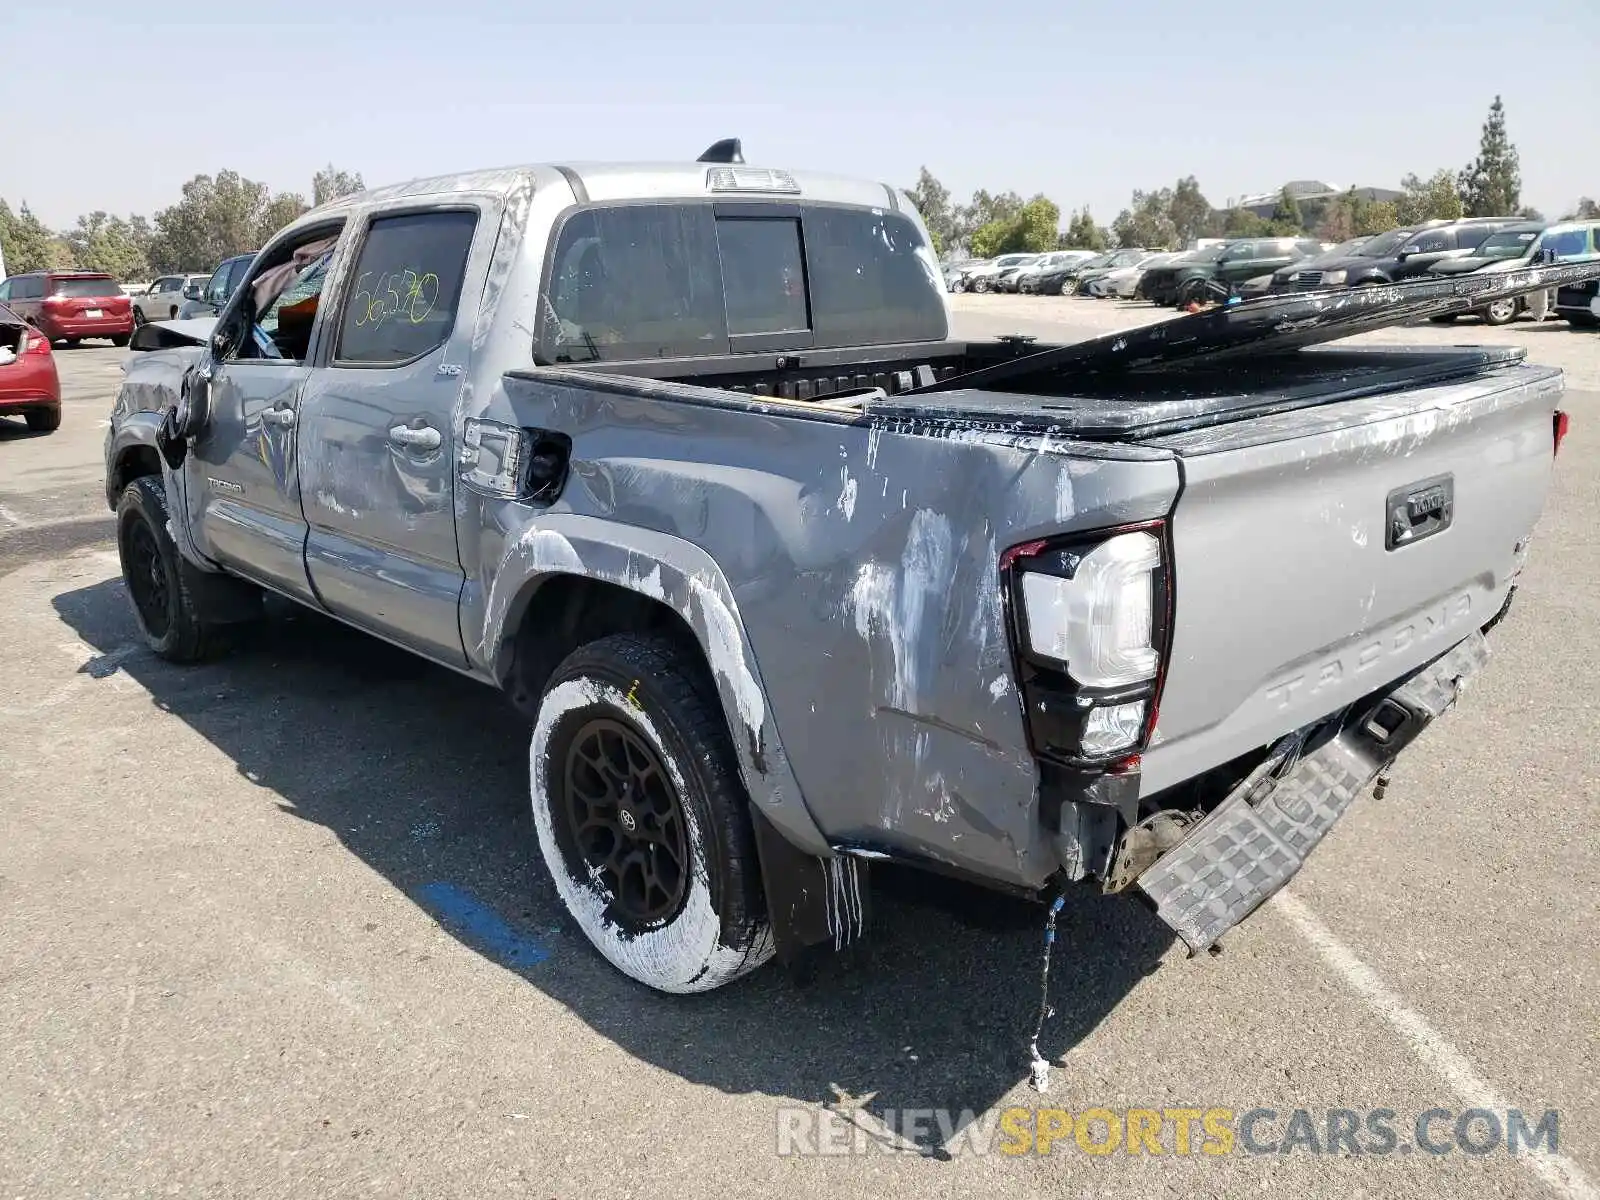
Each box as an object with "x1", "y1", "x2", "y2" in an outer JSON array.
[{"x1": 2, "y1": 300, "x2": 1597, "y2": 1199}]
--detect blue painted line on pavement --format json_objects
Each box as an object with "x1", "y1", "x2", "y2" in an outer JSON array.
[{"x1": 415, "y1": 881, "x2": 550, "y2": 968}]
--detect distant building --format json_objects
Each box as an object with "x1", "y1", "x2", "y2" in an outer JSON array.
[{"x1": 1227, "y1": 180, "x2": 1404, "y2": 218}]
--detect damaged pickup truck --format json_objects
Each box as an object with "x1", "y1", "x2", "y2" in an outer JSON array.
[{"x1": 104, "y1": 142, "x2": 1595, "y2": 995}]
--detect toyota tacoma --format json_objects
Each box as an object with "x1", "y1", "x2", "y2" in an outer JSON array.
[{"x1": 104, "y1": 141, "x2": 1594, "y2": 994}]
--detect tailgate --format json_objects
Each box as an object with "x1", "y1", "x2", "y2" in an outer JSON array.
[{"x1": 1138, "y1": 362, "x2": 1563, "y2": 796}]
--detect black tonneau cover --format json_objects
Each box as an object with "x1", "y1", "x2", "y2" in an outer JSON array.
[
  {"x1": 871, "y1": 346, "x2": 1529, "y2": 441},
  {"x1": 905, "y1": 259, "x2": 1600, "y2": 392}
]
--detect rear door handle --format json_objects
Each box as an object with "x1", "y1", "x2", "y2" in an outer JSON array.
[
  {"x1": 389, "y1": 423, "x2": 441, "y2": 451},
  {"x1": 261, "y1": 406, "x2": 295, "y2": 427}
]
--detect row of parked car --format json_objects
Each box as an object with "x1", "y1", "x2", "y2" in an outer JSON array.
[
  {"x1": 0, "y1": 252, "x2": 256, "y2": 349},
  {"x1": 945, "y1": 214, "x2": 1600, "y2": 326}
]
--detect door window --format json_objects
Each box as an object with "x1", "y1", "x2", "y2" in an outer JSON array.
[
  {"x1": 334, "y1": 211, "x2": 479, "y2": 365},
  {"x1": 0, "y1": 281, "x2": 10, "y2": 301},
  {"x1": 1543, "y1": 228, "x2": 1591, "y2": 259},
  {"x1": 203, "y1": 265, "x2": 232, "y2": 306},
  {"x1": 1406, "y1": 230, "x2": 1451, "y2": 254}
]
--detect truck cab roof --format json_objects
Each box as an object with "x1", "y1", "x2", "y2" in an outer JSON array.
[{"x1": 303, "y1": 161, "x2": 909, "y2": 222}]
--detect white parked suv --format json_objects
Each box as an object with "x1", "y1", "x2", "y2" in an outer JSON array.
[{"x1": 132, "y1": 275, "x2": 209, "y2": 325}]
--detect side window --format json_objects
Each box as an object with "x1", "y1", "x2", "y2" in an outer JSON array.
[
  {"x1": 715, "y1": 216, "x2": 809, "y2": 338},
  {"x1": 0, "y1": 281, "x2": 10, "y2": 301},
  {"x1": 1408, "y1": 230, "x2": 1450, "y2": 253},
  {"x1": 541, "y1": 204, "x2": 726, "y2": 363},
  {"x1": 335, "y1": 210, "x2": 478, "y2": 365},
  {"x1": 227, "y1": 257, "x2": 254, "y2": 295},
  {"x1": 21, "y1": 277, "x2": 43, "y2": 300},
  {"x1": 1456, "y1": 226, "x2": 1493, "y2": 251},
  {"x1": 1544, "y1": 228, "x2": 1589, "y2": 259},
  {"x1": 204, "y1": 265, "x2": 230, "y2": 305}
]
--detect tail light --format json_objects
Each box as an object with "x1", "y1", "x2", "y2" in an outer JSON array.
[
  {"x1": 1001, "y1": 521, "x2": 1173, "y2": 766},
  {"x1": 24, "y1": 332, "x2": 52, "y2": 355},
  {"x1": 1554, "y1": 410, "x2": 1569, "y2": 456}
]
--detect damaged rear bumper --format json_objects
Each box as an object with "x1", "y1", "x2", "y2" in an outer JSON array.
[{"x1": 1137, "y1": 631, "x2": 1490, "y2": 953}]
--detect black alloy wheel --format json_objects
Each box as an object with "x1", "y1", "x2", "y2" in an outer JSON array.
[
  {"x1": 122, "y1": 516, "x2": 173, "y2": 639},
  {"x1": 562, "y1": 716, "x2": 690, "y2": 930}
]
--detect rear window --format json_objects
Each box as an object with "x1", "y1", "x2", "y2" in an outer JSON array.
[
  {"x1": 539, "y1": 202, "x2": 945, "y2": 363},
  {"x1": 543, "y1": 205, "x2": 727, "y2": 362},
  {"x1": 803, "y1": 207, "x2": 946, "y2": 346},
  {"x1": 717, "y1": 216, "x2": 809, "y2": 337},
  {"x1": 49, "y1": 276, "x2": 121, "y2": 298}
]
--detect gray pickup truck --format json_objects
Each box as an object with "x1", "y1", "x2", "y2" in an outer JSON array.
[{"x1": 104, "y1": 141, "x2": 1594, "y2": 995}]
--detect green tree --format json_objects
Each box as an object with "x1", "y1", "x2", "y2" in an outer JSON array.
[
  {"x1": 1396, "y1": 170, "x2": 1463, "y2": 224},
  {"x1": 1318, "y1": 189, "x2": 1400, "y2": 240},
  {"x1": 1111, "y1": 189, "x2": 1177, "y2": 249},
  {"x1": 257, "y1": 192, "x2": 310, "y2": 243},
  {"x1": 1061, "y1": 206, "x2": 1110, "y2": 251},
  {"x1": 1220, "y1": 207, "x2": 1272, "y2": 238},
  {"x1": 1356, "y1": 200, "x2": 1398, "y2": 235},
  {"x1": 953, "y1": 189, "x2": 1023, "y2": 252},
  {"x1": 906, "y1": 167, "x2": 956, "y2": 256},
  {"x1": 0, "y1": 201, "x2": 65, "y2": 275},
  {"x1": 63, "y1": 212, "x2": 150, "y2": 281},
  {"x1": 967, "y1": 195, "x2": 1062, "y2": 257},
  {"x1": 1013, "y1": 196, "x2": 1061, "y2": 252},
  {"x1": 1563, "y1": 197, "x2": 1598, "y2": 220},
  {"x1": 148, "y1": 171, "x2": 283, "y2": 271},
  {"x1": 1458, "y1": 96, "x2": 1521, "y2": 217},
  {"x1": 312, "y1": 164, "x2": 366, "y2": 208},
  {"x1": 1269, "y1": 186, "x2": 1304, "y2": 235},
  {"x1": 967, "y1": 220, "x2": 1011, "y2": 259},
  {"x1": 1167, "y1": 176, "x2": 1213, "y2": 247}
]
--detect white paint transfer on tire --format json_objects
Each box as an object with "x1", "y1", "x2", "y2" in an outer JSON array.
[{"x1": 530, "y1": 676, "x2": 774, "y2": 993}]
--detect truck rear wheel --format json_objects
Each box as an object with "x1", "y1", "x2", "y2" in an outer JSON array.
[
  {"x1": 115, "y1": 476, "x2": 248, "y2": 663},
  {"x1": 529, "y1": 633, "x2": 773, "y2": 993}
]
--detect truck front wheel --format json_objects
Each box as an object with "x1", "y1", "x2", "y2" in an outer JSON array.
[
  {"x1": 529, "y1": 632, "x2": 774, "y2": 993},
  {"x1": 115, "y1": 477, "x2": 245, "y2": 662}
]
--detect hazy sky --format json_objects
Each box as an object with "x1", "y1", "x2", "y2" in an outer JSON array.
[{"x1": 6, "y1": 0, "x2": 1596, "y2": 231}]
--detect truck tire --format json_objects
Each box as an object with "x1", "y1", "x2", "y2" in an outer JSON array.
[
  {"x1": 115, "y1": 476, "x2": 242, "y2": 663},
  {"x1": 529, "y1": 632, "x2": 774, "y2": 993}
]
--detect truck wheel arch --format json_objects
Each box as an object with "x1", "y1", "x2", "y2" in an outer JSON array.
[
  {"x1": 477, "y1": 521, "x2": 831, "y2": 859},
  {"x1": 109, "y1": 444, "x2": 163, "y2": 504}
]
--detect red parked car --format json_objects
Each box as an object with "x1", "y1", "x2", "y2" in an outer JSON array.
[
  {"x1": 0, "y1": 302, "x2": 62, "y2": 432},
  {"x1": 0, "y1": 270, "x2": 134, "y2": 347}
]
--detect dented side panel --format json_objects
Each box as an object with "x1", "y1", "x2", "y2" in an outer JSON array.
[{"x1": 469, "y1": 376, "x2": 1180, "y2": 887}]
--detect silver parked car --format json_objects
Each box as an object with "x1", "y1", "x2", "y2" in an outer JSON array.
[{"x1": 132, "y1": 275, "x2": 209, "y2": 325}]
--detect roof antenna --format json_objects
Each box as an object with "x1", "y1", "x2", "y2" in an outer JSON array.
[{"x1": 697, "y1": 138, "x2": 744, "y2": 165}]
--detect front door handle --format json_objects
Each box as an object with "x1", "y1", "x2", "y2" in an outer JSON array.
[
  {"x1": 261, "y1": 406, "x2": 295, "y2": 427},
  {"x1": 389, "y1": 423, "x2": 442, "y2": 451}
]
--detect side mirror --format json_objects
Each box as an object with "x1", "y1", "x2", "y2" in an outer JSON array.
[
  {"x1": 155, "y1": 364, "x2": 211, "y2": 469},
  {"x1": 183, "y1": 283, "x2": 202, "y2": 301}
]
